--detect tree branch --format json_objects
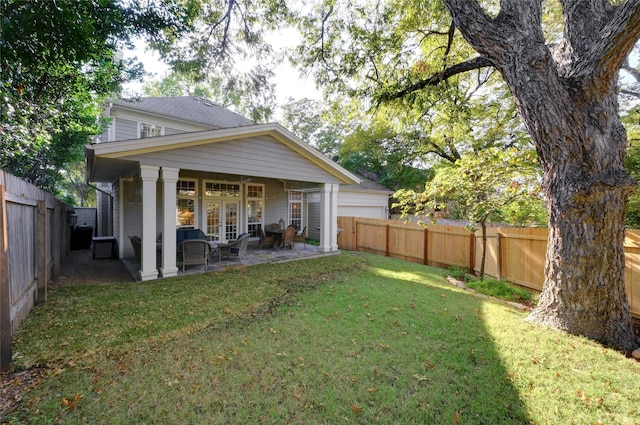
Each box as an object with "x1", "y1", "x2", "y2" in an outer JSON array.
[
  {"x1": 380, "y1": 56, "x2": 494, "y2": 101},
  {"x1": 569, "y1": 0, "x2": 640, "y2": 87}
]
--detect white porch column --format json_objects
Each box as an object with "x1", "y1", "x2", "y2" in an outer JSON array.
[
  {"x1": 319, "y1": 184, "x2": 331, "y2": 252},
  {"x1": 160, "y1": 167, "x2": 179, "y2": 278},
  {"x1": 330, "y1": 184, "x2": 340, "y2": 251},
  {"x1": 139, "y1": 165, "x2": 159, "y2": 281}
]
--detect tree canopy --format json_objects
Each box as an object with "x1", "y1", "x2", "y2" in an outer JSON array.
[
  {"x1": 1, "y1": 0, "x2": 193, "y2": 191},
  {"x1": 286, "y1": 0, "x2": 640, "y2": 350}
]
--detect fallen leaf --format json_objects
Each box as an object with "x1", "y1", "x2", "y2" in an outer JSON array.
[
  {"x1": 351, "y1": 404, "x2": 362, "y2": 413},
  {"x1": 453, "y1": 410, "x2": 460, "y2": 425}
]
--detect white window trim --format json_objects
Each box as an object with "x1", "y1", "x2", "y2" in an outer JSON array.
[
  {"x1": 246, "y1": 183, "x2": 265, "y2": 238},
  {"x1": 138, "y1": 121, "x2": 165, "y2": 139},
  {"x1": 176, "y1": 178, "x2": 198, "y2": 228},
  {"x1": 288, "y1": 190, "x2": 304, "y2": 231}
]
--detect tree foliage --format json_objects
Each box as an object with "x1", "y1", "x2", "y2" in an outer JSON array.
[
  {"x1": 1, "y1": 0, "x2": 192, "y2": 191},
  {"x1": 144, "y1": 69, "x2": 276, "y2": 122},
  {"x1": 289, "y1": 0, "x2": 640, "y2": 349},
  {"x1": 395, "y1": 147, "x2": 543, "y2": 276}
]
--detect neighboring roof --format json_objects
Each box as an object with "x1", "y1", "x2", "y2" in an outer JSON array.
[
  {"x1": 112, "y1": 96, "x2": 254, "y2": 129},
  {"x1": 341, "y1": 175, "x2": 394, "y2": 193}
]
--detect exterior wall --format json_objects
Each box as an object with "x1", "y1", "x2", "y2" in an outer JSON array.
[
  {"x1": 110, "y1": 111, "x2": 211, "y2": 142},
  {"x1": 124, "y1": 136, "x2": 343, "y2": 184},
  {"x1": 306, "y1": 190, "x2": 390, "y2": 240},
  {"x1": 96, "y1": 183, "x2": 112, "y2": 236},
  {"x1": 115, "y1": 118, "x2": 137, "y2": 140},
  {"x1": 264, "y1": 180, "x2": 289, "y2": 227}
]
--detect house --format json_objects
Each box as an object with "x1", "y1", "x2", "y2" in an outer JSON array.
[{"x1": 86, "y1": 96, "x2": 360, "y2": 281}]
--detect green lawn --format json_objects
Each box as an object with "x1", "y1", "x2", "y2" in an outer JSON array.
[{"x1": 6, "y1": 252, "x2": 640, "y2": 424}]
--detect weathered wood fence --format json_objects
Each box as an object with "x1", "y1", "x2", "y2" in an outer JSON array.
[
  {"x1": 0, "y1": 171, "x2": 71, "y2": 370},
  {"x1": 337, "y1": 216, "x2": 640, "y2": 320}
]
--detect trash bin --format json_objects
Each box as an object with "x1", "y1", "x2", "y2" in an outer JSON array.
[{"x1": 71, "y1": 225, "x2": 93, "y2": 250}]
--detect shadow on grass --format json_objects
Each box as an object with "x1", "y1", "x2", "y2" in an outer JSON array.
[{"x1": 10, "y1": 253, "x2": 531, "y2": 424}]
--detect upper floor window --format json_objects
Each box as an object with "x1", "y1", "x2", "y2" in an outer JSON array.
[{"x1": 140, "y1": 123, "x2": 163, "y2": 139}]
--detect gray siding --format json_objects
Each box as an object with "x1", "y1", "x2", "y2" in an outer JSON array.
[
  {"x1": 264, "y1": 180, "x2": 290, "y2": 227},
  {"x1": 308, "y1": 199, "x2": 321, "y2": 240},
  {"x1": 116, "y1": 118, "x2": 137, "y2": 140},
  {"x1": 125, "y1": 136, "x2": 342, "y2": 184}
]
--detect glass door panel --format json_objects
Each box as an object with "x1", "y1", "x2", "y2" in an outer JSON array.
[
  {"x1": 224, "y1": 202, "x2": 239, "y2": 241},
  {"x1": 206, "y1": 201, "x2": 221, "y2": 241}
]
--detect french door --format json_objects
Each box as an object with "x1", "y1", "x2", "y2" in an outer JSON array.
[{"x1": 205, "y1": 200, "x2": 239, "y2": 243}]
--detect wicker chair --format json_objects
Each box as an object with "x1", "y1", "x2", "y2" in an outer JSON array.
[
  {"x1": 292, "y1": 226, "x2": 307, "y2": 248},
  {"x1": 282, "y1": 226, "x2": 295, "y2": 250},
  {"x1": 177, "y1": 239, "x2": 210, "y2": 271},
  {"x1": 219, "y1": 233, "x2": 250, "y2": 260},
  {"x1": 259, "y1": 225, "x2": 276, "y2": 249}
]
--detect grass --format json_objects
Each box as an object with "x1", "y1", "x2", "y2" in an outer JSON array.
[
  {"x1": 466, "y1": 278, "x2": 537, "y2": 306},
  {"x1": 6, "y1": 252, "x2": 640, "y2": 424},
  {"x1": 447, "y1": 266, "x2": 538, "y2": 307}
]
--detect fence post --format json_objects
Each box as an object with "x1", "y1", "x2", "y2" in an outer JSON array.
[
  {"x1": 423, "y1": 227, "x2": 429, "y2": 265},
  {"x1": 469, "y1": 231, "x2": 475, "y2": 274},
  {"x1": 496, "y1": 232, "x2": 502, "y2": 280},
  {"x1": 53, "y1": 205, "x2": 61, "y2": 277},
  {"x1": 0, "y1": 185, "x2": 12, "y2": 371},
  {"x1": 385, "y1": 224, "x2": 390, "y2": 257},
  {"x1": 36, "y1": 200, "x2": 46, "y2": 306}
]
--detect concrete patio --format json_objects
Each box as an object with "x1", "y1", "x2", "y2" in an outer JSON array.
[{"x1": 122, "y1": 241, "x2": 340, "y2": 281}]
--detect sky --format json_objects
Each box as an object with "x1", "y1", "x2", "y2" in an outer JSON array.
[{"x1": 122, "y1": 33, "x2": 321, "y2": 115}]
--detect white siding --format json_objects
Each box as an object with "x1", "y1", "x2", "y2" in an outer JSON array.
[{"x1": 124, "y1": 136, "x2": 343, "y2": 184}]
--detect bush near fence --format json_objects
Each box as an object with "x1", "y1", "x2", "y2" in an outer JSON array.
[
  {"x1": 337, "y1": 216, "x2": 640, "y2": 320},
  {"x1": 0, "y1": 171, "x2": 71, "y2": 371}
]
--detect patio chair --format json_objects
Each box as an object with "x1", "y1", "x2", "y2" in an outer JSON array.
[
  {"x1": 292, "y1": 226, "x2": 307, "y2": 248},
  {"x1": 177, "y1": 239, "x2": 210, "y2": 271},
  {"x1": 282, "y1": 226, "x2": 295, "y2": 250},
  {"x1": 128, "y1": 235, "x2": 141, "y2": 262},
  {"x1": 219, "y1": 233, "x2": 250, "y2": 260},
  {"x1": 259, "y1": 225, "x2": 276, "y2": 249}
]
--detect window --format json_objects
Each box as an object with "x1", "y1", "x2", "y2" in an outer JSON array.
[
  {"x1": 288, "y1": 191, "x2": 303, "y2": 231},
  {"x1": 140, "y1": 123, "x2": 163, "y2": 138},
  {"x1": 246, "y1": 184, "x2": 264, "y2": 237},
  {"x1": 176, "y1": 180, "x2": 196, "y2": 227},
  {"x1": 205, "y1": 182, "x2": 241, "y2": 197}
]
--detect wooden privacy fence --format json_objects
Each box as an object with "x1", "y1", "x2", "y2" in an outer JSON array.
[
  {"x1": 337, "y1": 216, "x2": 640, "y2": 320},
  {"x1": 0, "y1": 171, "x2": 71, "y2": 371}
]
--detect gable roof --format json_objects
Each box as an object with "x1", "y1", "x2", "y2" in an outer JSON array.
[
  {"x1": 86, "y1": 123, "x2": 361, "y2": 185},
  {"x1": 112, "y1": 96, "x2": 254, "y2": 129},
  {"x1": 341, "y1": 175, "x2": 394, "y2": 193}
]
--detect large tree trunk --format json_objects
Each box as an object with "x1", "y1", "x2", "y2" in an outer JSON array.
[{"x1": 444, "y1": 0, "x2": 640, "y2": 350}]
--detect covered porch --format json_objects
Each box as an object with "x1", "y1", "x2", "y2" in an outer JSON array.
[{"x1": 86, "y1": 123, "x2": 360, "y2": 281}]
